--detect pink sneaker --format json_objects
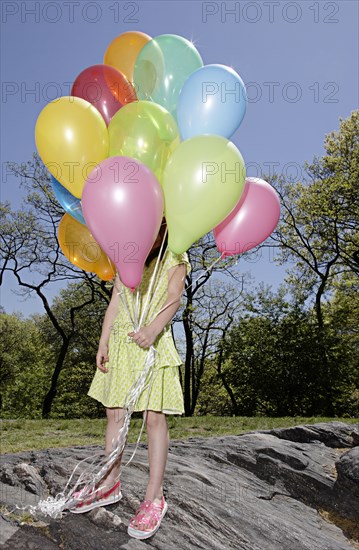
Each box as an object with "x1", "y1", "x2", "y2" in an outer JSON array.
[
  {"x1": 70, "y1": 480, "x2": 122, "y2": 514},
  {"x1": 127, "y1": 496, "x2": 168, "y2": 539}
]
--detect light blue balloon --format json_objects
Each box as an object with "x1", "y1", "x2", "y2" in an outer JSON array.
[
  {"x1": 133, "y1": 34, "x2": 203, "y2": 120},
  {"x1": 50, "y1": 175, "x2": 86, "y2": 226},
  {"x1": 177, "y1": 64, "x2": 247, "y2": 140}
]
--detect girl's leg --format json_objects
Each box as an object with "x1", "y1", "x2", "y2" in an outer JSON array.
[
  {"x1": 145, "y1": 410, "x2": 169, "y2": 502},
  {"x1": 131, "y1": 410, "x2": 169, "y2": 531},
  {"x1": 101, "y1": 407, "x2": 126, "y2": 490}
]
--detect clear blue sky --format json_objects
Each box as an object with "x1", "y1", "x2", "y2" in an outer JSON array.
[{"x1": 1, "y1": 0, "x2": 358, "y2": 316}]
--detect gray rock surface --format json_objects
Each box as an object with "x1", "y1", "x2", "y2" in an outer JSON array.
[{"x1": 0, "y1": 421, "x2": 358, "y2": 549}]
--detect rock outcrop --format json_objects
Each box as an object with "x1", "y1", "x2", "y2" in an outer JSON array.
[{"x1": 0, "y1": 421, "x2": 358, "y2": 549}]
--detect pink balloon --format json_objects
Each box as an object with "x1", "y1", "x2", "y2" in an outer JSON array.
[
  {"x1": 214, "y1": 177, "x2": 280, "y2": 257},
  {"x1": 82, "y1": 156, "x2": 164, "y2": 290}
]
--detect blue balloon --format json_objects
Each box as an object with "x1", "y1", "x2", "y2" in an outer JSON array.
[
  {"x1": 177, "y1": 64, "x2": 247, "y2": 140},
  {"x1": 50, "y1": 175, "x2": 86, "y2": 226}
]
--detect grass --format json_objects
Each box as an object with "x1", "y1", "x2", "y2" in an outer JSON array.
[{"x1": 1, "y1": 416, "x2": 358, "y2": 454}]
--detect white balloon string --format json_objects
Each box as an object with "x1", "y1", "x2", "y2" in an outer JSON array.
[
  {"x1": 135, "y1": 287, "x2": 140, "y2": 329},
  {"x1": 116, "y1": 281, "x2": 135, "y2": 328},
  {"x1": 132, "y1": 287, "x2": 139, "y2": 330},
  {"x1": 139, "y1": 227, "x2": 168, "y2": 328}
]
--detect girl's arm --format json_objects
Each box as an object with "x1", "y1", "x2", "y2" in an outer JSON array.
[
  {"x1": 128, "y1": 263, "x2": 187, "y2": 349},
  {"x1": 96, "y1": 273, "x2": 122, "y2": 372}
]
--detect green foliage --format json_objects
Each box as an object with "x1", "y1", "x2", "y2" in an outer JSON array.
[
  {"x1": 303, "y1": 110, "x2": 359, "y2": 274},
  {"x1": 271, "y1": 110, "x2": 358, "y2": 302},
  {"x1": 0, "y1": 313, "x2": 52, "y2": 418},
  {"x1": 0, "y1": 281, "x2": 110, "y2": 419},
  {"x1": 1, "y1": 113, "x2": 358, "y2": 420},
  {"x1": 322, "y1": 274, "x2": 359, "y2": 416},
  {"x1": 215, "y1": 285, "x2": 359, "y2": 417},
  {"x1": 50, "y1": 360, "x2": 103, "y2": 419},
  {"x1": 1, "y1": 279, "x2": 357, "y2": 418},
  {"x1": 194, "y1": 360, "x2": 232, "y2": 416},
  {"x1": 0, "y1": 155, "x2": 113, "y2": 418},
  {"x1": 38, "y1": 281, "x2": 110, "y2": 419}
]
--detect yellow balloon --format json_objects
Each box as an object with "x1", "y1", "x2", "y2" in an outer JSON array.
[
  {"x1": 58, "y1": 213, "x2": 115, "y2": 281},
  {"x1": 108, "y1": 100, "x2": 180, "y2": 184},
  {"x1": 163, "y1": 135, "x2": 246, "y2": 254},
  {"x1": 104, "y1": 31, "x2": 151, "y2": 85},
  {"x1": 35, "y1": 96, "x2": 109, "y2": 198}
]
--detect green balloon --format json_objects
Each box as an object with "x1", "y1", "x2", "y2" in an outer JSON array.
[
  {"x1": 133, "y1": 34, "x2": 203, "y2": 119},
  {"x1": 108, "y1": 101, "x2": 180, "y2": 184},
  {"x1": 163, "y1": 135, "x2": 246, "y2": 254}
]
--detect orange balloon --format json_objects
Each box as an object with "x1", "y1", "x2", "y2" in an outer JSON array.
[
  {"x1": 58, "y1": 213, "x2": 116, "y2": 281},
  {"x1": 104, "y1": 31, "x2": 152, "y2": 84}
]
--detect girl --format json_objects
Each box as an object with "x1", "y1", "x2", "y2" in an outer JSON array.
[{"x1": 71, "y1": 219, "x2": 191, "y2": 540}]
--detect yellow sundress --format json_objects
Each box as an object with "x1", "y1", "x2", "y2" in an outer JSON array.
[{"x1": 87, "y1": 247, "x2": 191, "y2": 414}]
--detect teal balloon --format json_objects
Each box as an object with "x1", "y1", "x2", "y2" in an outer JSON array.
[
  {"x1": 51, "y1": 175, "x2": 86, "y2": 226},
  {"x1": 177, "y1": 64, "x2": 247, "y2": 140},
  {"x1": 133, "y1": 34, "x2": 203, "y2": 119}
]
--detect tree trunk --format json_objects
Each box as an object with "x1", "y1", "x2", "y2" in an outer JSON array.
[
  {"x1": 183, "y1": 319, "x2": 193, "y2": 416},
  {"x1": 42, "y1": 337, "x2": 71, "y2": 418},
  {"x1": 315, "y1": 281, "x2": 334, "y2": 416},
  {"x1": 183, "y1": 283, "x2": 194, "y2": 416},
  {"x1": 217, "y1": 343, "x2": 239, "y2": 415},
  {"x1": 191, "y1": 330, "x2": 210, "y2": 415},
  {"x1": 191, "y1": 357, "x2": 196, "y2": 416}
]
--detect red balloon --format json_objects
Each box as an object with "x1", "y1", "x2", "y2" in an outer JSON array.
[
  {"x1": 214, "y1": 177, "x2": 281, "y2": 257},
  {"x1": 71, "y1": 64, "x2": 137, "y2": 126}
]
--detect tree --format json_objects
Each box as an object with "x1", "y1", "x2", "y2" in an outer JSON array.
[
  {"x1": 323, "y1": 274, "x2": 359, "y2": 416},
  {"x1": 176, "y1": 274, "x2": 244, "y2": 415},
  {"x1": 303, "y1": 110, "x2": 359, "y2": 275},
  {"x1": 175, "y1": 232, "x2": 246, "y2": 415},
  {"x1": 0, "y1": 155, "x2": 112, "y2": 417},
  {"x1": 38, "y1": 281, "x2": 109, "y2": 418},
  {"x1": 220, "y1": 284, "x2": 358, "y2": 417},
  {"x1": 0, "y1": 312, "x2": 52, "y2": 417},
  {"x1": 1, "y1": 155, "x2": 248, "y2": 418},
  {"x1": 267, "y1": 111, "x2": 359, "y2": 415}
]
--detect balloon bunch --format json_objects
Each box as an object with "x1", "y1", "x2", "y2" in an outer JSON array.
[{"x1": 35, "y1": 30, "x2": 280, "y2": 291}]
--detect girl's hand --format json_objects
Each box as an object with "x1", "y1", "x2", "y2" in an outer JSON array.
[
  {"x1": 128, "y1": 326, "x2": 158, "y2": 349},
  {"x1": 96, "y1": 343, "x2": 109, "y2": 373}
]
